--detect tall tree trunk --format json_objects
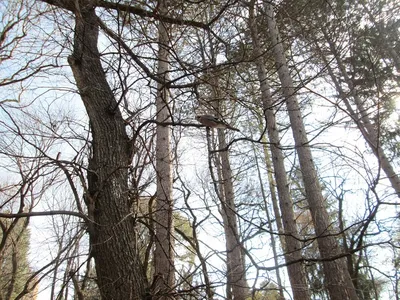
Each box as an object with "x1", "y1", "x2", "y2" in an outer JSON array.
[
  {"x1": 264, "y1": 3, "x2": 359, "y2": 300},
  {"x1": 205, "y1": 69, "x2": 249, "y2": 299},
  {"x1": 210, "y1": 131, "x2": 234, "y2": 300},
  {"x1": 248, "y1": 3, "x2": 310, "y2": 299},
  {"x1": 198, "y1": 11, "x2": 249, "y2": 294},
  {"x1": 259, "y1": 131, "x2": 284, "y2": 241},
  {"x1": 43, "y1": 3, "x2": 149, "y2": 299},
  {"x1": 153, "y1": 0, "x2": 175, "y2": 296}
]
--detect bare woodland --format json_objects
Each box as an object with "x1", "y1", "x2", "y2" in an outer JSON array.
[{"x1": 0, "y1": 0, "x2": 399, "y2": 299}]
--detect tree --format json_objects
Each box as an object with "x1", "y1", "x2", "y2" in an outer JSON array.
[
  {"x1": 203, "y1": 70, "x2": 250, "y2": 299},
  {"x1": 247, "y1": 2, "x2": 310, "y2": 299},
  {"x1": 153, "y1": 0, "x2": 175, "y2": 296},
  {"x1": 264, "y1": 2, "x2": 358, "y2": 299},
  {"x1": 39, "y1": 1, "x2": 148, "y2": 298}
]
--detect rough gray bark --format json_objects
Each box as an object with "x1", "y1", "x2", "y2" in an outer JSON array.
[
  {"x1": 248, "y1": 3, "x2": 310, "y2": 299},
  {"x1": 153, "y1": 0, "x2": 175, "y2": 296},
  {"x1": 264, "y1": 3, "x2": 359, "y2": 300},
  {"x1": 41, "y1": 2, "x2": 149, "y2": 299}
]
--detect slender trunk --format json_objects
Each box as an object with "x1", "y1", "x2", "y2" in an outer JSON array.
[
  {"x1": 217, "y1": 129, "x2": 249, "y2": 300},
  {"x1": 209, "y1": 129, "x2": 234, "y2": 300},
  {"x1": 66, "y1": 6, "x2": 148, "y2": 300},
  {"x1": 211, "y1": 65, "x2": 250, "y2": 300},
  {"x1": 259, "y1": 132, "x2": 284, "y2": 240},
  {"x1": 264, "y1": 3, "x2": 358, "y2": 300},
  {"x1": 154, "y1": 0, "x2": 175, "y2": 296},
  {"x1": 205, "y1": 68, "x2": 249, "y2": 299},
  {"x1": 248, "y1": 3, "x2": 310, "y2": 299},
  {"x1": 253, "y1": 141, "x2": 284, "y2": 299},
  {"x1": 50, "y1": 242, "x2": 63, "y2": 300}
]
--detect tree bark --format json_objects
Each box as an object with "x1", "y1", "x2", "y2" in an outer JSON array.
[
  {"x1": 248, "y1": 3, "x2": 310, "y2": 299},
  {"x1": 153, "y1": 0, "x2": 175, "y2": 296},
  {"x1": 204, "y1": 67, "x2": 249, "y2": 299},
  {"x1": 60, "y1": 4, "x2": 148, "y2": 299},
  {"x1": 264, "y1": 3, "x2": 359, "y2": 300}
]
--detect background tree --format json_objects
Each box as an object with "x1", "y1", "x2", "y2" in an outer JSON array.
[
  {"x1": 0, "y1": 214, "x2": 32, "y2": 299},
  {"x1": 264, "y1": 2, "x2": 358, "y2": 299}
]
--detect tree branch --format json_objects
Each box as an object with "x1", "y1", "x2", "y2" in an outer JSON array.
[
  {"x1": 0, "y1": 210, "x2": 84, "y2": 219},
  {"x1": 98, "y1": 0, "x2": 210, "y2": 30}
]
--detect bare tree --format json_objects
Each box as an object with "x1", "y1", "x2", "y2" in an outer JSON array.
[{"x1": 36, "y1": 1, "x2": 149, "y2": 298}]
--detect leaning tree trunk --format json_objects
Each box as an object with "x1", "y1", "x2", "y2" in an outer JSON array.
[
  {"x1": 153, "y1": 0, "x2": 175, "y2": 296},
  {"x1": 319, "y1": 27, "x2": 400, "y2": 197},
  {"x1": 248, "y1": 2, "x2": 310, "y2": 299},
  {"x1": 264, "y1": 3, "x2": 359, "y2": 300},
  {"x1": 46, "y1": 3, "x2": 148, "y2": 299},
  {"x1": 204, "y1": 69, "x2": 249, "y2": 299}
]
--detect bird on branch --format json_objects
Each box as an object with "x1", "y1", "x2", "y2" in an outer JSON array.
[{"x1": 196, "y1": 115, "x2": 240, "y2": 132}]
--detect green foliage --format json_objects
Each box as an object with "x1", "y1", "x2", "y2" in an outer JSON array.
[{"x1": 134, "y1": 199, "x2": 195, "y2": 283}]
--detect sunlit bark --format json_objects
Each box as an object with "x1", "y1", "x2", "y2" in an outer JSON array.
[{"x1": 153, "y1": 0, "x2": 175, "y2": 296}]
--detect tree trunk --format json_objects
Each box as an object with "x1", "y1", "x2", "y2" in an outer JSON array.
[
  {"x1": 264, "y1": 3, "x2": 359, "y2": 300},
  {"x1": 153, "y1": 0, "x2": 175, "y2": 296},
  {"x1": 217, "y1": 130, "x2": 250, "y2": 300},
  {"x1": 65, "y1": 6, "x2": 148, "y2": 300},
  {"x1": 204, "y1": 68, "x2": 249, "y2": 299},
  {"x1": 206, "y1": 67, "x2": 249, "y2": 299},
  {"x1": 248, "y1": 3, "x2": 310, "y2": 299},
  {"x1": 253, "y1": 141, "x2": 285, "y2": 299}
]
